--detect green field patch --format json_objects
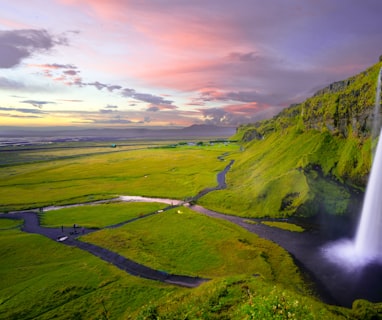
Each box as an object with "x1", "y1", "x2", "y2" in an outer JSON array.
[
  {"x1": 41, "y1": 202, "x2": 167, "y2": 228},
  {"x1": 0, "y1": 228, "x2": 182, "y2": 319},
  {"x1": 0, "y1": 218, "x2": 22, "y2": 230},
  {"x1": 81, "y1": 207, "x2": 304, "y2": 286},
  {"x1": 0, "y1": 146, "x2": 236, "y2": 211},
  {"x1": 261, "y1": 221, "x2": 305, "y2": 232}
]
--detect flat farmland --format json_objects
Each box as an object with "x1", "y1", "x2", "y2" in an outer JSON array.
[{"x1": 0, "y1": 142, "x2": 238, "y2": 211}]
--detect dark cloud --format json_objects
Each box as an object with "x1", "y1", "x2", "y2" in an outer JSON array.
[
  {"x1": 86, "y1": 81, "x2": 123, "y2": 92},
  {"x1": 147, "y1": 106, "x2": 159, "y2": 112},
  {"x1": 63, "y1": 69, "x2": 78, "y2": 76},
  {"x1": 199, "y1": 90, "x2": 262, "y2": 103},
  {"x1": 0, "y1": 113, "x2": 42, "y2": 119},
  {"x1": 0, "y1": 29, "x2": 68, "y2": 68},
  {"x1": 105, "y1": 105, "x2": 118, "y2": 109},
  {"x1": 33, "y1": 63, "x2": 77, "y2": 69},
  {"x1": 121, "y1": 88, "x2": 174, "y2": 105},
  {"x1": 0, "y1": 106, "x2": 45, "y2": 114},
  {"x1": 146, "y1": 104, "x2": 177, "y2": 112},
  {"x1": 107, "y1": 85, "x2": 122, "y2": 92},
  {"x1": 87, "y1": 81, "x2": 107, "y2": 90},
  {"x1": 228, "y1": 51, "x2": 257, "y2": 62},
  {"x1": 134, "y1": 93, "x2": 172, "y2": 105},
  {"x1": 21, "y1": 100, "x2": 55, "y2": 108},
  {"x1": 100, "y1": 108, "x2": 114, "y2": 113}
]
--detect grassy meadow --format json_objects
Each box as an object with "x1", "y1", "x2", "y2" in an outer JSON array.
[
  {"x1": 0, "y1": 228, "x2": 181, "y2": 320},
  {"x1": 0, "y1": 142, "x2": 238, "y2": 212},
  {"x1": 0, "y1": 206, "x2": 354, "y2": 320},
  {"x1": 41, "y1": 202, "x2": 167, "y2": 229},
  {"x1": 0, "y1": 218, "x2": 23, "y2": 230},
  {"x1": 0, "y1": 140, "x2": 374, "y2": 319},
  {"x1": 80, "y1": 207, "x2": 303, "y2": 281}
]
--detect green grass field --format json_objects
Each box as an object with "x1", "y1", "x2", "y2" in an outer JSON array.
[
  {"x1": 0, "y1": 140, "x2": 375, "y2": 319},
  {"x1": 80, "y1": 207, "x2": 304, "y2": 283},
  {"x1": 41, "y1": 202, "x2": 167, "y2": 228},
  {"x1": 0, "y1": 218, "x2": 22, "y2": 230},
  {"x1": 0, "y1": 143, "x2": 238, "y2": 212},
  {"x1": 0, "y1": 228, "x2": 181, "y2": 320},
  {"x1": 0, "y1": 213, "x2": 353, "y2": 320}
]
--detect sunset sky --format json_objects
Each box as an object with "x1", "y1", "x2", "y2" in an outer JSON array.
[{"x1": 1, "y1": 0, "x2": 382, "y2": 128}]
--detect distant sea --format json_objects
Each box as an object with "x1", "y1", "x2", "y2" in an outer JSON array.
[{"x1": 0, "y1": 125, "x2": 237, "y2": 147}]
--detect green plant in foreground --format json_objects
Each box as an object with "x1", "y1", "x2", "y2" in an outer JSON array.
[
  {"x1": 132, "y1": 276, "x2": 351, "y2": 320},
  {"x1": 241, "y1": 288, "x2": 315, "y2": 319}
]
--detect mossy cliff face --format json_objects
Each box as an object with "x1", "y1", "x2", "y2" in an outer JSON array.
[{"x1": 200, "y1": 61, "x2": 382, "y2": 218}]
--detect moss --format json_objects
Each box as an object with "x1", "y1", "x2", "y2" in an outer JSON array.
[{"x1": 351, "y1": 299, "x2": 382, "y2": 319}]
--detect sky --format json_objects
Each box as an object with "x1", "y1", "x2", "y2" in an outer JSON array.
[{"x1": 1, "y1": 0, "x2": 382, "y2": 128}]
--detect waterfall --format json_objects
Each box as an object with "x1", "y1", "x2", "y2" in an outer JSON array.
[
  {"x1": 323, "y1": 67, "x2": 382, "y2": 267},
  {"x1": 354, "y1": 67, "x2": 382, "y2": 260},
  {"x1": 354, "y1": 127, "x2": 382, "y2": 259}
]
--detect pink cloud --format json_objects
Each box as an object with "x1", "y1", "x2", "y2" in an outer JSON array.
[
  {"x1": 58, "y1": 0, "x2": 248, "y2": 89},
  {"x1": 58, "y1": 0, "x2": 128, "y2": 20},
  {"x1": 223, "y1": 102, "x2": 261, "y2": 115}
]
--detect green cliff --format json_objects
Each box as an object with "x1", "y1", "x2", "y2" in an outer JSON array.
[{"x1": 199, "y1": 60, "x2": 382, "y2": 218}]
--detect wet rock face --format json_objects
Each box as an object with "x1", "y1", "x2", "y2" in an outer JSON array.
[
  {"x1": 301, "y1": 69, "x2": 379, "y2": 138},
  {"x1": 242, "y1": 129, "x2": 263, "y2": 142}
]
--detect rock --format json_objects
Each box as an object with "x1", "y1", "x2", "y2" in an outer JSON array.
[{"x1": 242, "y1": 129, "x2": 263, "y2": 142}]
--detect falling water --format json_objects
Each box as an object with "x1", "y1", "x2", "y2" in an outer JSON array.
[
  {"x1": 354, "y1": 67, "x2": 382, "y2": 260},
  {"x1": 323, "y1": 67, "x2": 382, "y2": 268},
  {"x1": 354, "y1": 129, "x2": 382, "y2": 258}
]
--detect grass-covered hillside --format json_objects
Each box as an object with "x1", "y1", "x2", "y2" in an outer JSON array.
[{"x1": 199, "y1": 61, "x2": 382, "y2": 218}]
